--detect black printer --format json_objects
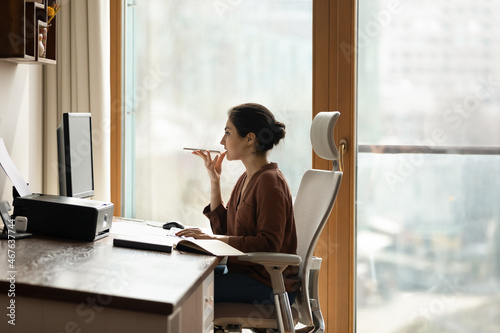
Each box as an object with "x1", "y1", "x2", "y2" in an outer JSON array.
[{"x1": 13, "y1": 194, "x2": 114, "y2": 241}]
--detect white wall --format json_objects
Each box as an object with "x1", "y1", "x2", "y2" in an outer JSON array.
[{"x1": 0, "y1": 61, "x2": 44, "y2": 207}]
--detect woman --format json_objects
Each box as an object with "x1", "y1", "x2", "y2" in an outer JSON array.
[{"x1": 177, "y1": 103, "x2": 300, "y2": 304}]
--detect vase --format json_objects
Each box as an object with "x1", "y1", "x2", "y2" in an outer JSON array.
[{"x1": 38, "y1": 26, "x2": 48, "y2": 58}]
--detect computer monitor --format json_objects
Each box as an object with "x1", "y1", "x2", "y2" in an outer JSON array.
[{"x1": 57, "y1": 113, "x2": 95, "y2": 198}]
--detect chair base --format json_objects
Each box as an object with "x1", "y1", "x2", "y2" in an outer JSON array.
[
  {"x1": 214, "y1": 303, "x2": 299, "y2": 331},
  {"x1": 213, "y1": 324, "x2": 315, "y2": 333}
]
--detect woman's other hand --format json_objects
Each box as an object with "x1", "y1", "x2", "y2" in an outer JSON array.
[
  {"x1": 176, "y1": 228, "x2": 230, "y2": 243},
  {"x1": 176, "y1": 227, "x2": 214, "y2": 239}
]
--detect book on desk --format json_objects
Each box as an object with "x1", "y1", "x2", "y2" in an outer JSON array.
[
  {"x1": 175, "y1": 238, "x2": 244, "y2": 256},
  {"x1": 113, "y1": 235, "x2": 173, "y2": 253},
  {"x1": 113, "y1": 235, "x2": 244, "y2": 257}
]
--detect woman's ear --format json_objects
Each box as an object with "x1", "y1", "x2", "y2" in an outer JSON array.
[{"x1": 246, "y1": 132, "x2": 256, "y2": 145}]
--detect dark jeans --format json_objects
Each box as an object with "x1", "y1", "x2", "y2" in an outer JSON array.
[{"x1": 214, "y1": 265, "x2": 297, "y2": 305}]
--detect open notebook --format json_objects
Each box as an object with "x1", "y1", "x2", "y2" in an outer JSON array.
[
  {"x1": 113, "y1": 234, "x2": 244, "y2": 256},
  {"x1": 175, "y1": 238, "x2": 244, "y2": 256},
  {"x1": 112, "y1": 220, "x2": 244, "y2": 256}
]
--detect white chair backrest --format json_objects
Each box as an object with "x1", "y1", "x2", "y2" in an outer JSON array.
[
  {"x1": 293, "y1": 112, "x2": 343, "y2": 323},
  {"x1": 294, "y1": 169, "x2": 342, "y2": 268},
  {"x1": 295, "y1": 111, "x2": 342, "y2": 267}
]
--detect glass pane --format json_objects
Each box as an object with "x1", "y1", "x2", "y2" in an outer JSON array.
[
  {"x1": 357, "y1": 1, "x2": 500, "y2": 332},
  {"x1": 357, "y1": 154, "x2": 500, "y2": 332},
  {"x1": 357, "y1": 0, "x2": 500, "y2": 147},
  {"x1": 124, "y1": 0, "x2": 312, "y2": 224}
]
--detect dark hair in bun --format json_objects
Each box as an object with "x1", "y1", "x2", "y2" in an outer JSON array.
[{"x1": 228, "y1": 103, "x2": 286, "y2": 153}]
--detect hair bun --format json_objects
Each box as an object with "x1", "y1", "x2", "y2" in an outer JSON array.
[{"x1": 272, "y1": 121, "x2": 286, "y2": 144}]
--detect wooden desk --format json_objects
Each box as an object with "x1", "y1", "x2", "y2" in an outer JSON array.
[{"x1": 0, "y1": 220, "x2": 218, "y2": 333}]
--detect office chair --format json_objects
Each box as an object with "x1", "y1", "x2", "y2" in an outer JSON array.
[{"x1": 214, "y1": 111, "x2": 343, "y2": 333}]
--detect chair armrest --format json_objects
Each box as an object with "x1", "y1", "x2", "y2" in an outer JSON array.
[
  {"x1": 238, "y1": 253, "x2": 300, "y2": 332},
  {"x1": 238, "y1": 252, "x2": 302, "y2": 267},
  {"x1": 238, "y1": 252, "x2": 301, "y2": 296}
]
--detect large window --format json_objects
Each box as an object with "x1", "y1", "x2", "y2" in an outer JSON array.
[
  {"x1": 123, "y1": 0, "x2": 312, "y2": 225},
  {"x1": 356, "y1": 1, "x2": 500, "y2": 332}
]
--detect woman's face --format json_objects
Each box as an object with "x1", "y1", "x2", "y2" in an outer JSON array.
[{"x1": 220, "y1": 119, "x2": 248, "y2": 161}]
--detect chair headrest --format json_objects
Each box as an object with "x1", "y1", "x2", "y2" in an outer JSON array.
[{"x1": 310, "y1": 111, "x2": 340, "y2": 161}]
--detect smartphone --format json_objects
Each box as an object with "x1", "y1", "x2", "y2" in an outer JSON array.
[{"x1": 183, "y1": 148, "x2": 221, "y2": 154}]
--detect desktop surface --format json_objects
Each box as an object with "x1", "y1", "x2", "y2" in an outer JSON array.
[{"x1": 0, "y1": 218, "x2": 219, "y2": 315}]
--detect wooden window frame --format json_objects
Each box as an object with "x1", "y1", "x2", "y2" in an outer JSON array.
[
  {"x1": 110, "y1": 0, "x2": 122, "y2": 214},
  {"x1": 313, "y1": 1, "x2": 356, "y2": 332},
  {"x1": 110, "y1": 1, "x2": 357, "y2": 331}
]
